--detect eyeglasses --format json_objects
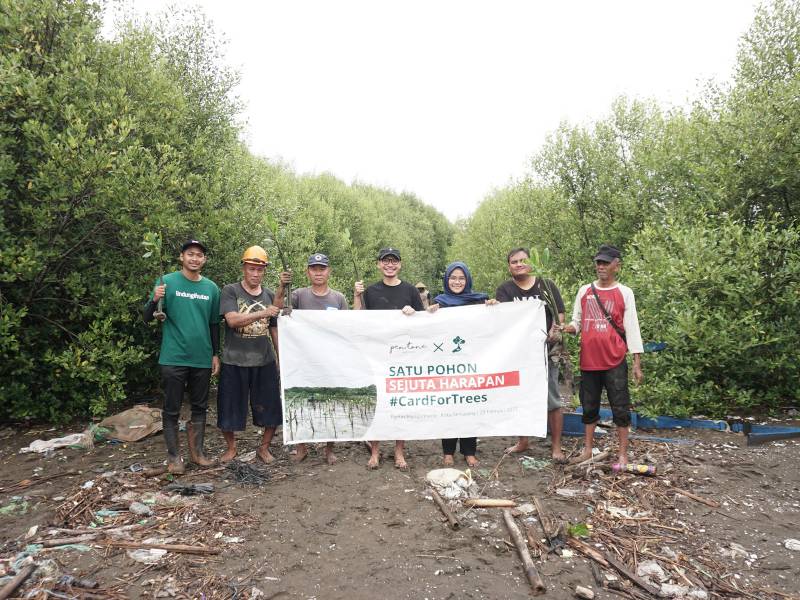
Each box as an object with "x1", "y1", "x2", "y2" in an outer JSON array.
[
  {"x1": 381, "y1": 258, "x2": 400, "y2": 265},
  {"x1": 448, "y1": 276, "x2": 467, "y2": 282}
]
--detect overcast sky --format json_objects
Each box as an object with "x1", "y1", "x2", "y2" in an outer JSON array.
[{"x1": 106, "y1": 1, "x2": 759, "y2": 220}]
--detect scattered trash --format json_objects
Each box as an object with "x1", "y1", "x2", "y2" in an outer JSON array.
[
  {"x1": 637, "y1": 559, "x2": 668, "y2": 583},
  {"x1": 129, "y1": 462, "x2": 144, "y2": 473},
  {"x1": 24, "y1": 525, "x2": 38, "y2": 539},
  {"x1": 721, "y1": 542, "x2": 749, "y2": 560},
  {"x1": 56, "y1": 574, "x2": 99, "y2": 589},
  {"x1": 81, "y1": 480, "x2": 95, "y2": 490},
  {"x1": 98, "y1": 405, "x2": 163, "y2": 442},
  {"x1": 238, "y1": 450, "x2": 257, "y2": 463},
  {"x1": 163, "y1": 482, "x2": 214, "y2": 495},
  {"x1": 425, "y1": 468, "x2": 475, "y2": 500},
  {"x1": 128, "y1": 547, "x2": 168, "y2": 564},
  {"x1": 520, "y1": 456, "x2": 551, "y2": 470},
  {"x1": 20, "y1": 429, "x2": 95, "y2": 453},
  {"x1": 555, "y1": 487, "x2": 582, "y2": 498},
  {"x1": 129, "y1": 501, "x2": 153, "y2": 516},
  {"x1": 784, "y1": 538, "x2": 800, "y2": 551},
  {"x1": 612, "y1": 463, "x2": 657, "y2": 476},
  {"x1": 0, "y1": 498, "x2": 29, "y2": 516}
]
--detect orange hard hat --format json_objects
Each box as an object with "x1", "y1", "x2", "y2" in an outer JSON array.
[{"x1": 241, "y1": 245, "x2": 269, "y2": 266}]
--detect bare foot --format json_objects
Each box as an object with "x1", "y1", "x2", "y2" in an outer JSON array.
[
  {"x1": 220, "y1": 447, "x2": 237, "y2": 463},
  {"x1": 367, "y1": 455, "x2": 380, "y2": 470},
  {"x1": 256, "y1": 446, "x2": 275, "y2": 464},
  {"x1": 551, "y1": 450, "x2": 567, "y2": 464},
  {"x1": 394, "y1": 457, "x2": 408, "y2": 471},
  {"x1": 442, "y1": 454, "x2": 455, "y2": 466},
  {"x1": 617, "y1": 455, "x2": 628, "y2": 467},
  {"x1": 324, "y1": 447, "x2": 338, "y2": 465},
  {"x1": 569, "y1": 449, "x2": 594, "y2": 464},
  {"x1": 505, "y1": 441, "x2": 529, "y2": 454},
  {"x1": 292, "y1": 444, "x2": 308, "y2": 463},
  {"x1": 465, "y1": 455, "x2": 479, "y2": 467}
]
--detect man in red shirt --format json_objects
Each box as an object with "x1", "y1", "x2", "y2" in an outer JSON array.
[{"x1": 563, "y1": 244, "x2": 643, "y2": 466}]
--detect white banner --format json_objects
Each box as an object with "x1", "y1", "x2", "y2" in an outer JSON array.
[{"x1": 278, "y1": 301, "x2": 548, "y2": 443}]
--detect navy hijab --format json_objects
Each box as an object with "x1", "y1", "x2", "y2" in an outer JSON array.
[{"x1": 433, "y1": 261, "x2": 489, "y2": 307}]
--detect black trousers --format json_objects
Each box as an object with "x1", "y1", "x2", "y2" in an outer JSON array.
[
  {"x1": 442, "y1": 437, "x2": 477, "y2": 456},
  {"x1": 160, "y1": 365, "x2": 211, "y2": 425}
]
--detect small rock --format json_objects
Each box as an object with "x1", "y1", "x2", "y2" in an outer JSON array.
[
  {"x1": 575, "y1": 585, "x2": 594, "y2": 599},
  {"x1": 784, "y1": 538, "x2": 800, "y2": 551}
]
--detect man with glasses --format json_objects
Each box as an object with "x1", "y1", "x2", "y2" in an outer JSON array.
[{"x1": 354, "y1": 247, "x2": 424, "y2": 470}]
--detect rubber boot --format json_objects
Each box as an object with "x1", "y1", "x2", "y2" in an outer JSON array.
[
  {"x1": 163, "y1": 418, "x2": 185, "y2": 475},
  {"x1": 187, "y1": 418, "x2": 216, "y2": 467}
]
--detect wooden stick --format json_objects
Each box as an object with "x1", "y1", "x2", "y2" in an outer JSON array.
[
  {"x1": 601, "y1": 551, "x2": 663, "y2": 597},
  {"x1": 463, "y1": 498, "x2": 517, "y2": 508},
  {"x1": 566, "y1": 537, "x2": 610, "y2": 568},
  {"x1": 97, "y1": 541, "x2": 219, "y2": 555},
  {"x1": 430, "y1": 490, "x2": 460, "y2": 530},
  {"x1": 566, "y1": 450, "x2": 610, "y2": 470},
  {"x1": 0, "y1": 564, "x2": 36, "y2": 600},
  {"x1": 671, "y1": 487, "x2": 720, "y2": 508},
  {"x1": 36, "y1": 533, "x2": 99, "y2": 547},
  {"x1": 502, "y1": 509, "x2": 546, "y2": 595}
]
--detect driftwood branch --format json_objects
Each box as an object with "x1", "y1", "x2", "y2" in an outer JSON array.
[
  {"x1": 0, "y1": 564, "x2": 36, "y2": 600},
  {"x1": 430, "y1": 490, "x2": 460, "y2": 530},
  {"x1": 502, "y1": 509, "x2": 546, "y2": 595},
  {"x1": 97, "y1": 541, "x2": 219, "y2": 555},
  {"x1": 463, "y1": 498, "x2": 517, "y2": 508},
  {"x1": 671, "y1": 487, "x2": 720, "y2": 508}
]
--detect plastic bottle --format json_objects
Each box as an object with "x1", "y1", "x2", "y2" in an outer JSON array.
[{"x1": 612, "y1": 463, "x2": 656, "y2": 476}]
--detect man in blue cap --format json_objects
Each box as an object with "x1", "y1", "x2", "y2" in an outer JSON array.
[{"x1": 290, "y1": 252, "x2": 349, "y2": 464}]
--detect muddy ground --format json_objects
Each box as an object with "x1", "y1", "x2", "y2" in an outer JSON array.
[{"x1": 1, "y1": 401, "x2": 799, "y2": 600}]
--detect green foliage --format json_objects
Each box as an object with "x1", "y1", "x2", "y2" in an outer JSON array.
[
  {"x1": 626, "y1": 215, "x2": 800, "y2": 416},
  {"x1": 0, "y1": 0, "x2": 453, "y2": 422}
]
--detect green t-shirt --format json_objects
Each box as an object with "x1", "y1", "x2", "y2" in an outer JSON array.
[{"x1": 150, "y1": 271, "x2": 220, "y2": 368}]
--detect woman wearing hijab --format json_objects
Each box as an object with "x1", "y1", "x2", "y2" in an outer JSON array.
[{"x1": 430, "y1": 261, "x2": 497, "y2": 467}]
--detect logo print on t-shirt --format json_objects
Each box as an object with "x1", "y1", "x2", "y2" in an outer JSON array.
[
  {"x1": 584, "y1": 295, "x2": 614, "y2": 333},
  {"x1": 236, "y1": 298, "x2": 270, "y2": 338}
]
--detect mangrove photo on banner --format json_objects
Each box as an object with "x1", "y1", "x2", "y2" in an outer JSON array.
[{"x1": 285, "y1": 385, "x2": 378, "y2": 442}]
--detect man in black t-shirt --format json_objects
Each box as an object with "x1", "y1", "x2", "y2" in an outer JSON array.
[
  {"x1": 496, "y1": 247, "x2": 567, "y2": 462},
  {"x1": 354, "y1": 247, "x2": 424, "y2": 470}
]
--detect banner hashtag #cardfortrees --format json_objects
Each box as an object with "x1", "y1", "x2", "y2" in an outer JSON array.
[{"x1": 278, "y1": 301, "x2": 548, "y2": 444}]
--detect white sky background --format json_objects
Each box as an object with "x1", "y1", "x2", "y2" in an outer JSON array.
[{"x1": 104, "y1": 1, "x2": 759, "y2": 221}]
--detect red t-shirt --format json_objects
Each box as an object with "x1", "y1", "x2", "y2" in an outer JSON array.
[{"x1": 577, "y1": 285, "x2": 627, "y2": 371}]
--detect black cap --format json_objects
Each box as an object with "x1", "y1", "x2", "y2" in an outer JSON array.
[
  {"x1": 181, "y1": 239, "x2": 208, "y2": 254},
  {"x1": 378, "y1": 247, "x2": 401, "y2": 260},
  {"x1": 594, "y1": 244, "x2": 621, "y2": 262},
  {"x1": 307, "y1": 253, "x2": 330, "y2": 266}
]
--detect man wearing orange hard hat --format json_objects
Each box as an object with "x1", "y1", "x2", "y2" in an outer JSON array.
[{"x1": 217, "y1": 245, "x2": 291, "y2": 463}]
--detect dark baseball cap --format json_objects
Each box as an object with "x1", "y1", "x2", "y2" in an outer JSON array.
[
  {"x1": 594, "y1": 244, "x2": 622, "y2": 262},
  {"x1": 377, "y1": 247, "x2": 401, "y2": 260},
  {"x1": 308, "y1": 253, "x2": 330, "y2": 266},
  {"x1": 181, "y1": 239, "x2": 208, "y2": 254}
]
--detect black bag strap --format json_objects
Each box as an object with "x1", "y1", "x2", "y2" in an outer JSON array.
[{"x1": 590, "y1": 283, "x2": 626, "y2": 345}]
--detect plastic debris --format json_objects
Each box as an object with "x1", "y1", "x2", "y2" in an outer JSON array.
[
  {"x1": 128, "y1": 547, "x2": 168, "y2": 564},
  {"x1": 0, "y1": 498, "x2": 29, "y2": 516},
  {"x1": 98, "y1": 405, "x2": 162, "y2": 442},
  {"x1": 784, "y1": 538, "x2": 800, "y2": 551},
  {"x1": 637, "y1": 559, "x2": 668, "y2": 583},
  {"x1": 20, "y1": 429, "x2": 95, "y2": 453},
  {"x1": 519, "y1": 456, "x2": 551, "y2": 470},
  {"x1": 129, "y1": 501, "x2": 153, "y2": 516},
  {"x1": 425, "y1": 468, "x2": 475, "y2": 500},
  {"x1": 163, "y1": 482, "x2": 214, "y2": 495}
]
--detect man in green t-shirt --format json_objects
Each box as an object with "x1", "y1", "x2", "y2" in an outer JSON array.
[{"x1": 144, "y1": 239, "x2": 221, "y2": 474}]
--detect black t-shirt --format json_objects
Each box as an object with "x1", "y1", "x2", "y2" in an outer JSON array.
[
  {"x1": 363, "y1": 280, "x2": 425, "y2": 311},
  {"x1": 495, "y1": 278, "x2": 565, "y2": 332}
]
